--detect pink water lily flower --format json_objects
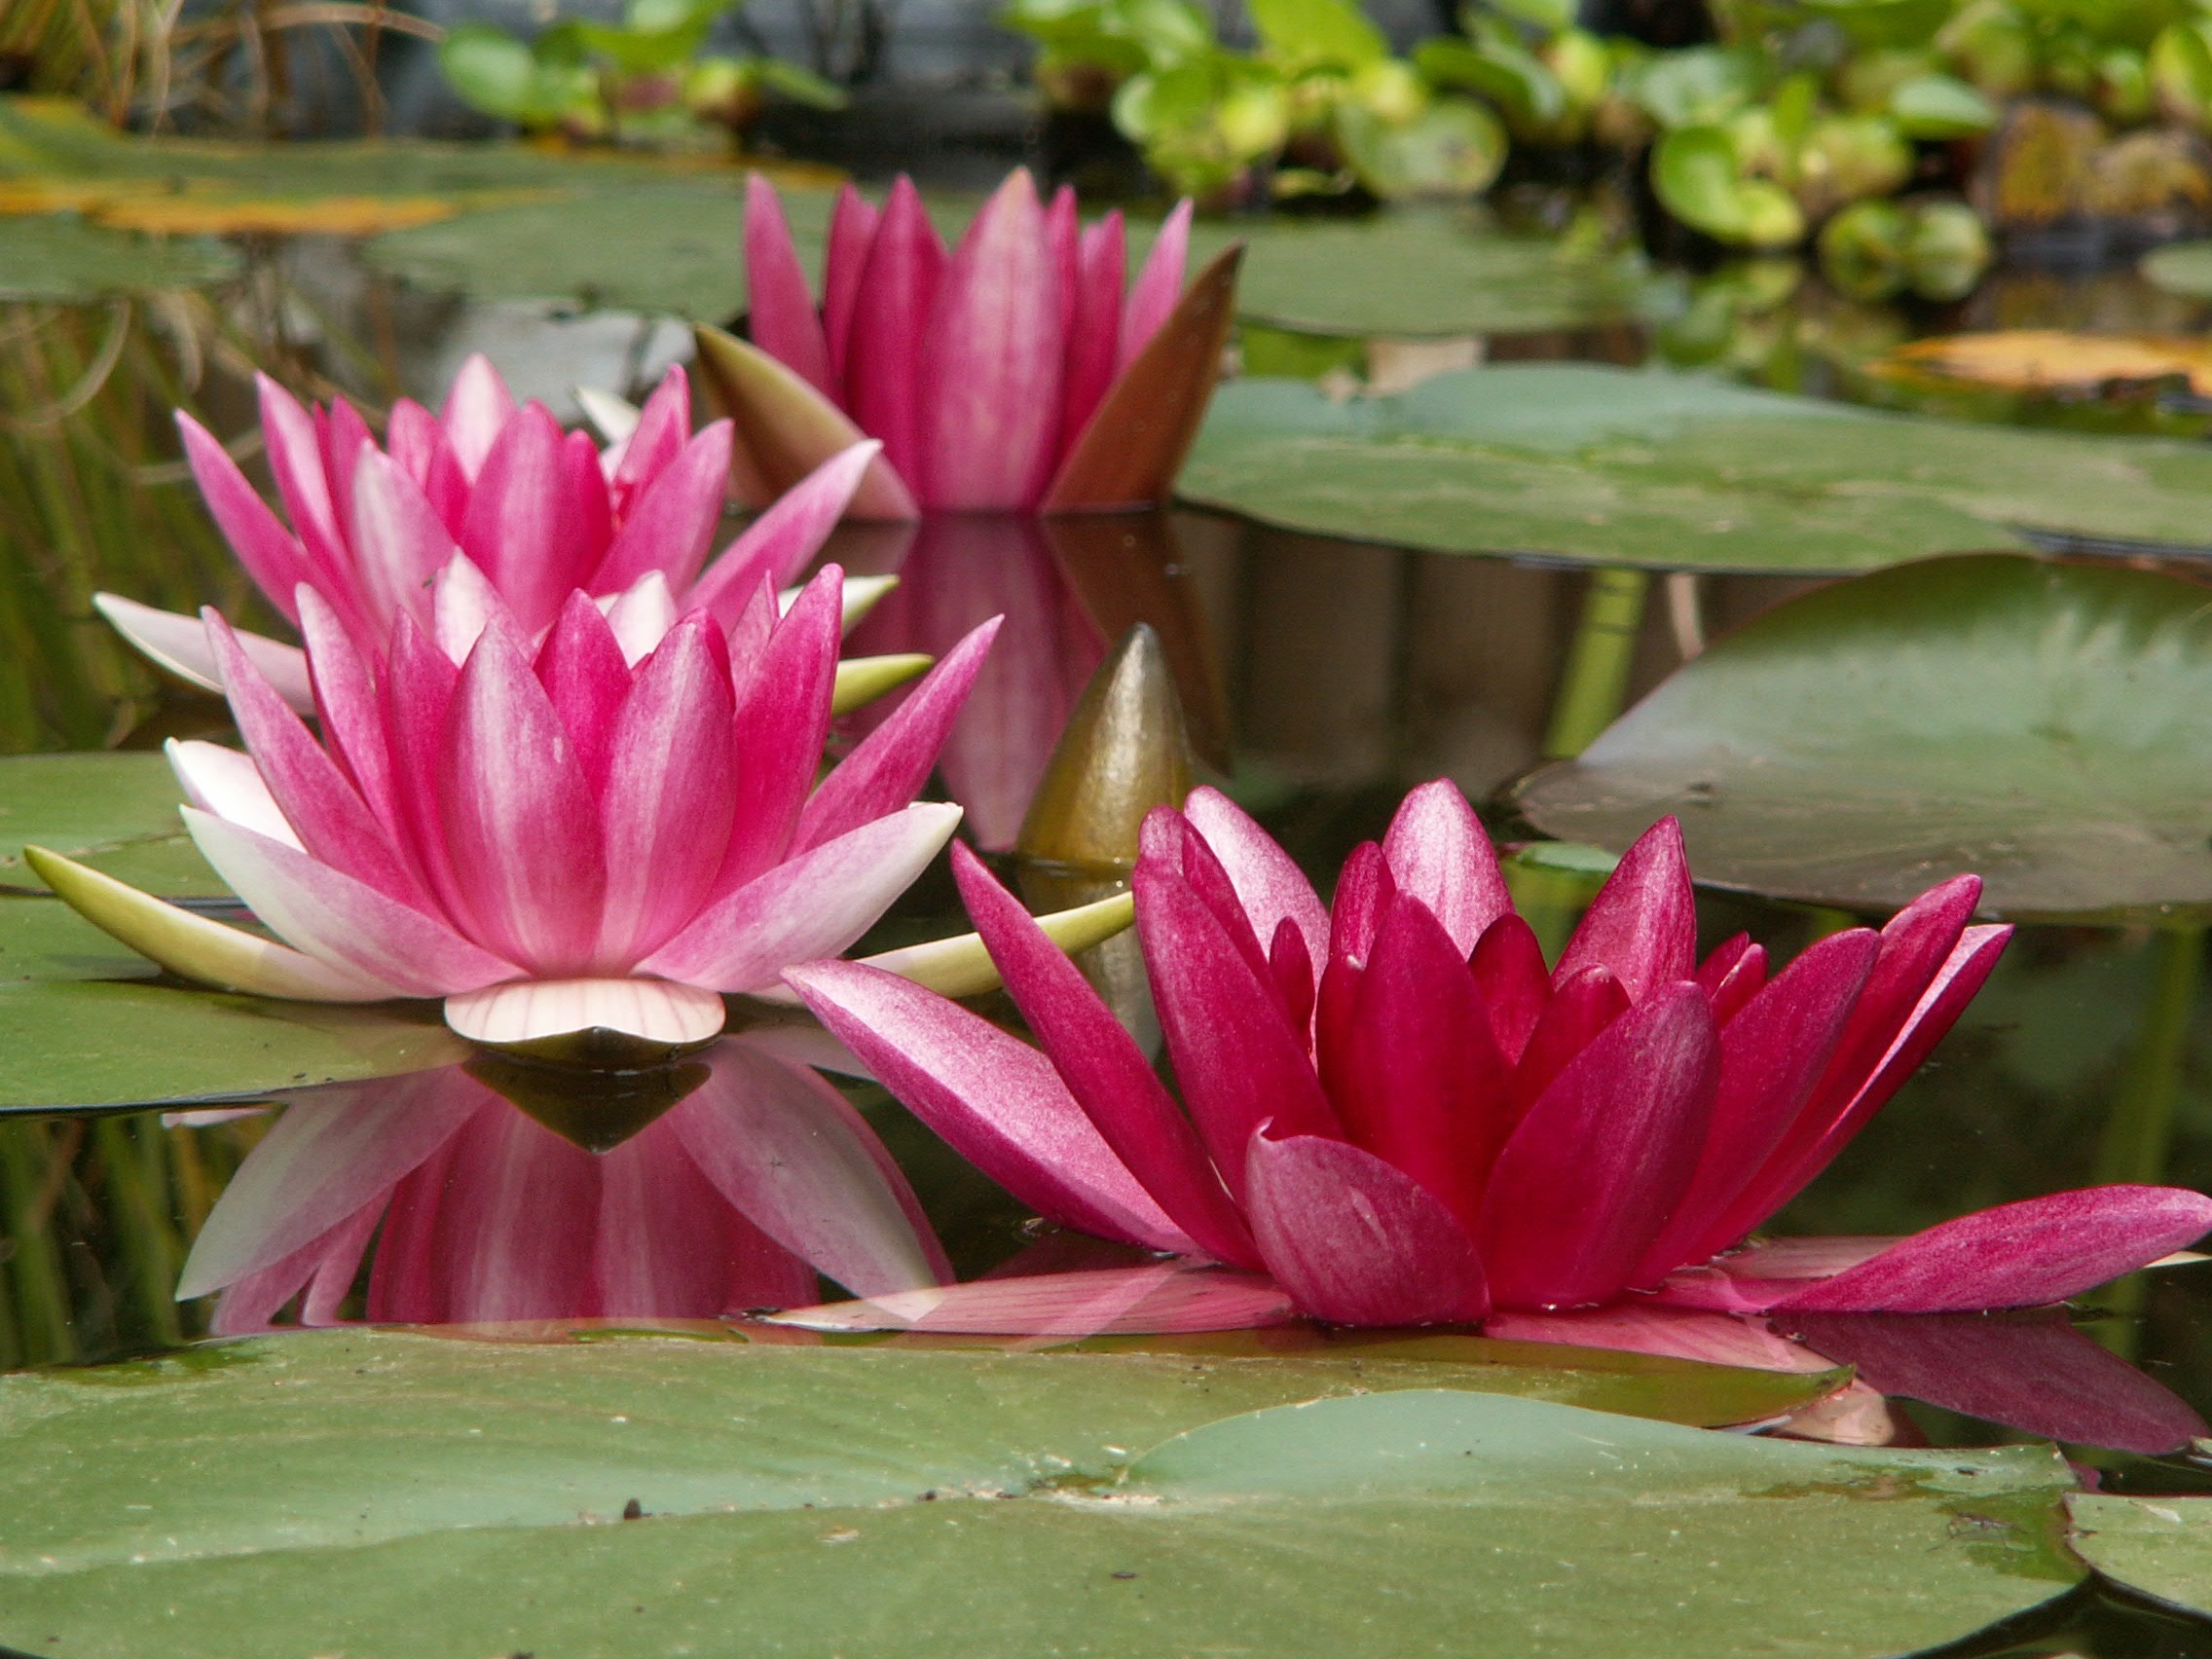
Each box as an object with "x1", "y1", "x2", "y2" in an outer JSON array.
[
  {"x1": 696, "y1": 168, "x2": 1241, "y2": 518},
  {"x1": 97, "y1": 355, "x2": 892, "y2": 714},
  {"x1": 30, "y1": 563, "x2": 1092, "y2": 1052},
  {"x1": 790, "y1": 781, "x2": 2212, "y2": 1326}
]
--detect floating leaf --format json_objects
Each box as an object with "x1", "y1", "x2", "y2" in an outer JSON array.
[
  {"x1": 1179, "y1": 365, "x2": 2212, "y2": 571},
  {"x1": 2066, "y1": 1493, "x2": 2212, "y2": 1614},
  {"x1": 0, "y1": 214, "x2": 238, "y2": 299},
  {"x1": 0, "y1": 899, "x2": 462, "y2": 1111},
  {"x1": 1512, "y1": 554, "x2": 2212, "y2": 920},
  {"x1": 0, "y1": 753, "x2": 224, "y2": 898},
  {"x1": 0, "y1": 1343, "x2": 2078, "y2": 1659},
  {"x1": 2142, "y1": 239, "x2": 2212, "y2": 299},
  {"x1": 1876, "y1": 329, "x2": 2212, "y2": 397}
]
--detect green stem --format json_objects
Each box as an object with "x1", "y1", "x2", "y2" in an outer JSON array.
[{"x1": 1543, "y1": 568, "x2": 1650, "y2": 759}]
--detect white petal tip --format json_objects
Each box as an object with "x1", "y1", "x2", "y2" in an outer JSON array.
[{"x1": 443, "y1": 977, "x2": 727, "y2": 1064}]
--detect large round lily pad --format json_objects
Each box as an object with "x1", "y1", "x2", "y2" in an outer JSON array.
[
  {"x1": 2067, "y1": 1493, "x2": 2212, "y2": 1614},
  {"x1": 0, "y1": 752, "x2": 224, "y2": 899},
  {"x1": 1179, "y1": 365, "x2": 2212, "y2": 571},
  {"x1": 0, "y1": 1330, "x2": 2078, "y2": 1658},
  {"x1": 0, "y1": 215, "x2": 239, "y2": 300},
  {"x1": 1512, "y1": 554, "x2": 2212, "y2": 920}
]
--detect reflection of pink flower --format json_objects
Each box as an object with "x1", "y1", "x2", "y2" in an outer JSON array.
[
  {"x1": 35, "y1": 569, "x2": 989, "y2": 1050},
  {"x1": 181, "y1": 1040, "x2": 949, "y2": 1331},
  {"x1": 98, "y1": 355, "x2": 878, "y2": 712},
  {"x1": 792, "y1": 781, "x2": 2212, "y2": 1326},
  {"x1": 705, "y1": 169, "x2": 1236, "y2": 516}
]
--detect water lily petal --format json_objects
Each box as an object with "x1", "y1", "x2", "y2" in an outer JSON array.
[
  {"x1": 94, "y1": 593, "x2": 313, "y2": 712},
  {"x1": 460, "y1": 403, "x2": 593, "y2": 639},
  {"x1": 1058, "y1": 210, "x2": 1125, "y2": 456},
  {"x1": 1468, "y1": 912, "x2": 1548, "y2": 1064},
  {"x1": 1180, "y1": 785, "x2": 1330, "y2": 984},
  {"x1": 173, "y1": 414, "x2": 312, "y2": 624},
  {"x1": 717, "y1": 568, "x2": 843, "y2": 891},
  {"x1": 747, "y1": 892, "x2": 1134, "y2": 1006},
  {"x1": 1121, "y1": 199, "x2": 1191, "y2": 367},
  {"x1": 786, "y1": 959, "x2": 1193, "y2": 1251},
  {"x1": 1552, "y1": 815, "x2": 1697, "y2": 1001},
  {"x1": 608, "y1": 364, "x2": 689, "y2": 510},
  {"x1": 436, "y1": 353, "x2": 517, "y2": 479},
  {"x1": 843, "y1": 176, "x2": 945, "y2": 493},
  {"x1": 591, "y1": 420, "x2": 733, "y2": 597},
  {"x1": 348, "y1": 445, "x2": 455, "y2": 634},
  {"x1": 255, "y1": 374, "x2": 346, "y2": 579},
  {"x1": 1511, "y1": 963, "x2": 1629, "y2": 1112},
  {"x1": 644, "y1": 803, "x2": 962, "y2": 993},
  {"x1": 295, "y1": 587, "x2": 399, "y2": 836},
  {"x1": 768, "y1": 1264, "x2": 1292, "y2": 1337},
  {"x1": 166, "y1": 738, "x2": 296, "y2": 848},
  {"x1": 443, "y1": 977, "x2": 725, "y2": 1049},
  {"x1": 1381, "y1": 778, "x2": 1511, "y2": 955},
  {"x1": 1244, "y1": 1130, "x2": 1491, "y2": 1326},
  {"x1": 689, "y1": 441, "x2": 881, "y2": 629},
  {"x1": 695, "y1": 325, "x2": 920, "y2": 521},
  {"x1": 823, "y1": 183, "x2": 880, "y2": 387},
  {"x1": 745, "y1": 172, "x2": 834, "y2": 396}
]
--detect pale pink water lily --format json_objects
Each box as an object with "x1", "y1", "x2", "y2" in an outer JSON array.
[
  {"x1": 29, "y1": 570, "x2": 1132, "y2": 1051},
  {"x1": 790, "y1": 781, "x2": 2212, "y2": 1326},
  {"x1": 97, "y1": 355, "x2": 903, "y2": 714},
  {"x1": 182, "y1": 1041, "x2": 950, "y2": 1332},
  {"x1": 696, "y1": 168, "x2": 1241, "y2": 518}
]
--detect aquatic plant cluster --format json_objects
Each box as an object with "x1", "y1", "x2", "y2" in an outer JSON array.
[{"x1": 12, "y1": 166, "x2": 2210, "y2": 1366}]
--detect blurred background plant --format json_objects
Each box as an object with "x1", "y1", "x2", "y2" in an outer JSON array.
[{"x1": 438, "y1": 0, "x2": 845, "y2": 149}]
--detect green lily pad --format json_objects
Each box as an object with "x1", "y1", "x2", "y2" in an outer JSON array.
[
  {"x1": 0, "y1": 898, "x2": 463, "y2": 1111},
  {"x1": 0, "y1": 753, "x2": 225, "y2": 899},
  {"x1": 0, "y1": 1344, "x2": 2079, "y2": 1659},
  {"x1": 2141, "y1": 240, "x2": 2212, "y2": 300},
  {"x1": 1179, "y1": 365, "x2": 2212, "y2": 571},
  {"x1": 1511, "y1": 554, "x2": 2212, "y2": 920},
  {"x1": 2066, "y1": 1493, "x2": 2212, "y2": 1613},
  {"x1": 0, "y1": 215, "x2": 239, "y2": 300},
  {"x1": 1181, "y1": 208, "x2": 1670, "y2": 340}
]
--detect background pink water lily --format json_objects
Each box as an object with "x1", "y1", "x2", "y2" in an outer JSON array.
[
  {"x1": 96, "y1": 355, "x2": 885, "y2": 713},
  {"x1": 701, "y1": 167, "x2": 1238, "y2": 516},
  {"x1": 38, "y1": 565, "x2": 995, "y2": 1051},
  {"x1": 790, "y1": 781, "x2": 2212, "y2": 1326}
]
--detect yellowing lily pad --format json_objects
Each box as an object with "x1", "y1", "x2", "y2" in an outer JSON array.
[{"x1": 1876, "y1": 330, "x2": 2212, "y2": 398}]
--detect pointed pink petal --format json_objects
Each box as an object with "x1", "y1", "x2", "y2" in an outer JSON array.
[
  {"x1": 602, "y1": 571, "x2": 679, "y2": 663},
  {"x1": 1335, "y1": 894, "x2": 1510, "y2": 1230},
  {"x1": 94, "y1": 594, "x2": 313, "y2": 711},
  {"x1": 845, "y1": 176, "x2": 946, "y2": 488},
  {"x1": 1181, "y1": 785, "x2": 1329, "y2": 985},
  {"x1": 437, "y1": 352, "x2": 517, "y2": 479},
  {"x1": 350, "y1": 446, "x2": 458, "y2": 634},
  {"x1": 438, "y1": 620, "x2": 608, "y2": 975},
  {"x1": 1135, "y1": 860, "x2": 1339, "y2": 1197},
  {"x1": 387, "y1": 397, "x2": 470, "y2": 535},
  {"x1": 953, "y1": 842, "x2": 1257, "y2": 1266},
  {"x1": 166, "y1": 738, "x2": 297, "y2": 848},
  {"x1": 670, "y1": 1040, "x2": 951, "y2": 1297},
  {"x1": 1480, "y1": 982, "x2": 1718, "y2": 1309},
  {"x1": 1121, "y1": 200, "x2": 1192, "y2": 368},
  {"x1": 205, "y1": 608, "x2": 420, "y2": 905},
  {"x1": 823, "y1": 184, "x2": 880, "y2": 387},
  {"x1": 1782, "y1": 1308, "x2": 2209, "y2": 1454},
  {"x1": 689, "y1": 440, "x2": 879, "y2": 629},
  {"x1": 534, "y1": 591, "x2": 633, "y2": 796},
  {"x1": 1709, "y1": 941, "x2": 1770, "y2": 1024},
  {"x1": 1060, "y1": 210, "x2": 1125, "y2": 445},
  {"x1": 596, "y1": 618, "x2": 738, "y2": 964},
  {"x1": 785, "y1": 959, "x2": 1193, "y2": 1250},
  {"x1": 176, "y1": 413, "x2": 312, "y2": 624},
  {"x1": 255, "y1": 375, "x2": 347, "y2": 578},
  {"x1": 295, "y1": 587, "x2": 399, "y2": 837},
  {"x1": 1636, "y1": 928, "x2": 1882, "y2": 1281},
  {"x1": 915, "y1": 169, "x2": 1063, "y2": 510},
  {"x1": 609, "y1": 362, "x2": 692, "y2": 511},
  {"x1": 460, "y1": 404, "x2": 593, "y2": 639},
  {"x1": 318, "y1": 396, "x2": 374, "y2": 555},
  {"x1": 1775, "y1": 1186, "x2": 2212, "y2": 1314},
  {"x1": 715, "y1": 568, "x2": 843, "y2": 891},
  {"x1": 793, "y1": 616, "x2": 998, "y2": 855},
  {"x1": 429, "y1": 551, "x2": 500, "y2": 665},
  {"x1": 745, "y1": 173, "x2": 833, "y2": 396},
  {"x1": 776, "y1": 1263, "x2": 1291, "y2": 1337},
  {"x1": 643, "y1": 803, "x2": 961, "y2": 992},
  {"x1": 1468, "y1": 912, "x2": 1548, "y2": 1064},
  {"x1": 182, "y1": 808, "x2": 513, "y2": 996},
  {"x1": 1245, "y1": 1130, "x2": 1490, "y2": 1325},
  {"x1": 1486, "y1": 1304, "x2": 1828, "y2": 1375},
  {"x1": 1141, "y1": 807, "x2": 1271, "y2": 984},
  {"x1": 380, "y1": 612, "x2": 469, "y2": 920},
  {"x1": 1381, "y1": 779, "x2": 1511, "y2": 956},
  {"x1": 1553, "y1": 816, "x2": 1697, "y2": 1001},
  {"x1": 1511, "y1": 963, "x2": 1629, "y2": 1112},
  {"x1": 591, "y1": 420, "x2": 734, "y2": 598},
  {"x1": 1327, "y1": 840, "x2": 1395, "y2": 966}
]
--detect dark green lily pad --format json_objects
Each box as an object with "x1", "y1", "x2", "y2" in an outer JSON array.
[
  {"x1": 1179, "y1": 365, "x2": 2212, "y2": 572},
  {"x1": 2141, "y1": 240, "x2": 2212, "y2": 301},
  {"x1": 0, "y1": 215, "x2": 239, "y2": 300},
  {"x1": 1177, "y1": 209, "x2": 1672, "y2": 340},
  {"x1": 0, "y1": 898, "x2": 463, "y2": 1111},
  {"x1": 0, "y1": 753, "x2": 225, "y2": 898},
  {"x1": 1512, "y1": 554, "x2": 2212, "y2": 920},
  {"x1": 2067, "y1": 1493, "x2": 2212, "y2": 1613},
  {"x1": 0, "y1": 1345, "x2": 2078, "y2": 1659}
]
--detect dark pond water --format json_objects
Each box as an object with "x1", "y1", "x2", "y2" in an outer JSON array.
[{"x1": 9, "y1": 231, "x2": 2212, "y2": 1654}]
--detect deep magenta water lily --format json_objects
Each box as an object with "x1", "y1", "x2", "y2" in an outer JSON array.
[
  {"x1": 790, "y1": 781, "x2": 2212, "y2": 1325},
  {"x1": 698, "y1": 168, "x2": 1238, "y2": 517},
  {"x1": 97, "y1": 355, "x2": 882, "y2": 712},
  {"x1": 34, "y1": 565, "x2": 997, "y2": 1051}
]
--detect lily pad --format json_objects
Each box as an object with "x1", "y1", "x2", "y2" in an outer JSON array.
[
  {"x1": 0, "y1": 214, "x2": 239, "y2": 300},
  {"x1": 1178, "y1": 208, "x2": 1670, "y2": 340},
  {"x1": 2066, "y1": 1493, "x2": 2212, "y2": 1613},
  {"x1": 0, "y1": 899, "x2": 463, "y2": 1111},
  {"x1": 0, "y1": 1345, "x2": 2079, "y2": 1659},
  {"x1": 1179, "y1": 365, "x2": 2212, "y2": 571},
  {"x1": 1511, "y1": 554, "x2": 2212, "y2": 920},
  {"x1": 0, "y1": 753, "x2": 224, "y2": 899}
]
